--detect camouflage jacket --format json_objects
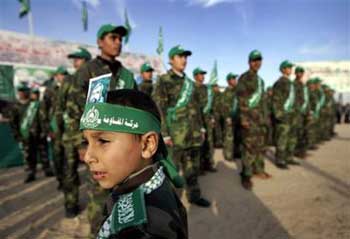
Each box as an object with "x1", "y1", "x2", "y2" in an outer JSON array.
[
  {"x1": 139, "y1": 81, "x2": 154, "y2": 96},
  {"x1": 236, "y1": 70, "x2": 266, "y2": 126},
  {"x1": 272, "y1": 76, "x2": 296, "y2": 122},
  {"x1": 221, "y1": 86, "x2": 237, "y2": 119},
  {"x1": 99, "y1": 165, "x2": 188, "y2": 239},
  {"x1": 8, "y1": 100, "x2": 30, "y2": 141},
  {"x1": 65, "y1": 57, "x2": 136, "y2": 146},
  {"x1": 152, "y1": 70, "x2": 204, "y2": 148},
  {"x1": 308, "y1": 88, "x2": 319, "y2": 117}
]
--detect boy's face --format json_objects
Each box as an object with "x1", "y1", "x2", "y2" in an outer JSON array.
[
  {"x1": 194, "y1": 73, "x2": 205, "y2": 83},
  {"x1": 83, "y1": 130, "x2": 143, "y2": 189},
  {"x1": 141, "y1": 71, "x2": 153, "y2": 81},
  {"x1": 282, "y1": 67, "x2": 292, "y2": 76},
  {"x1": 249, "y1": 59, "x2": 262, "y2": 72},
  {"x1": 98, "y1": 33, "x2": 122, "y2": 58},
  {"x1": 72, "y1": 58, "x2": 86, "y2": 70},
  {"x1": 170, "y1": 55, "x2": 187, "y2": 72}
]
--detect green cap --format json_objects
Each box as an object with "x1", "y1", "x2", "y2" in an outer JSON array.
[
  {"x1": 313, "y1": 77, "x2": 322, "y2": 84},
  {"x1": 140, "y1": 63, "x2": 154, "y2": 73},
  {"x1": 97, "y1": 24, "x2": 128, "y2": 39},
  {"x1": 279, "y1": 60, "x2": 294, "y2": 71},
  {"x1": 168, "y1": 45, "x2": 192, "y2": 58},
  {"x1": 16, "y1": 82, "x2": 30, "y2": 92},
  {"x1": 193, "y1": 67, "x2": 207, "y2": 76},
  {"x1": 54, "y1": 66, "x2": 68, "y2": 75},
  {"x1": 295, "y1": 66, "x2": 305, "y2": 73},
  {"x1": 249, "y1": 50, "x2": 263, "y2": 61},
  {"x1": 226, "y1": 72, "x2": 238, "y2": 81},
  {"x1": 31, "y1": 88, "x2": 40, "y2": 94},
  {"x1": 68, "y1": 47, "x2": 92, "y2": 61}
]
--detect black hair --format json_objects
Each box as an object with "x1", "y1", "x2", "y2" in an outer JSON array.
[{"x1": 106, "y1": 89, "x2": 166, "y2": 157}]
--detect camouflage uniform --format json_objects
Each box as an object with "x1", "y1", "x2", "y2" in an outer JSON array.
[
  {"x1": 272, "y1": 76, "x2": 297, "y2": 165},
  {"x1": 213, "y1": 91, "x2": 223, "y2": 147},
  {"x1": 221, "y1": 85, "x2": 237, "y2": 161},
  {"x1": 194, "y1": 82, "x2": 215, "y2": 171},
  {"x1": 307, "y1": 84, "x2": 319, "y2": 149},
  {"x1": 98, "y1": 165, "x2": 188, "y2": 239},
  {"x1": 139, "y1": 80, "x2": 153, "y2": 96},
  {"x1": 152, "y1": 70, "x2": 204, "y2": 203},
  {"x1": 236, "y1": 70, "x2": 266, "y2": 178},
  {"x1": 70, "y1": 56, "x2": 136, "y2": 235}
]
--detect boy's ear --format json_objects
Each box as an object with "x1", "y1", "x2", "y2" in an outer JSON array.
[{"x1": 141, "y1": 132, "x2": 159, "y2": 160}]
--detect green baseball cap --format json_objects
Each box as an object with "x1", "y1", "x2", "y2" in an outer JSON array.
[
  {"x1": 193, "y1": 67, "x2": 207, "y2": 76},
  {"x1": 249, "y1": 50, "x2": 263, "y2": 61},
  {"x1": 279, "y1": 60, "x2": 294, "y2": 71},
  {"x1": 31, "y1": 88, "x2": 40, "y2": 94},
  {"x1": 54, "y1": 66, "x2": 68, "y2": 75},
  {"x1": 295, "y1": 66, "x2": 305, "y2": 73},
  {"x1": 168, "y1": 45, "x2": 192, "y2": 58},
  {"x1": 313, "y1": 77, "x2": 322, "y2": 84},
  {"x1": 140, "y1": 63, "x2": 154, "y2": 73},
  {"x1": 68, "y1": 47, "x2": 92, "y2": 61},
  {"x1": 97, "y1": 24, "x2": 128, "y2": 39},
  {"x1": 16, "y1": 82, "x2": 30, "y2": 92},
  {"x1": 226, "y1": 73, "x2": 238, "y2": 81}
]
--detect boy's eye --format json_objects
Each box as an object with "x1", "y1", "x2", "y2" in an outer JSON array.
[
  {"x1": 81, "y1": 139, "x2": 89, "y2": 148},
  {"x1": 98, "y1": 138, "x2": 110, "y2": 144}
]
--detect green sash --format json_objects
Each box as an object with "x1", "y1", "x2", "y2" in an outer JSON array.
[
  {"x1": 283, "y1": 80, "x2": 295, "y2": 113},
  {"x1": 166, "y1": 76, "x2": 194, "y2": 126},
  {"x1": 20, "y1": 101, "x2": 39, "y2": 139},
  {"x1": 248, "y1": 76, "x2": 263, "y2": 109},
  {"x1": 314, "y1": 88, "x2": 325, "y2": 118},
  {"x1": 301, "y1": 86, "x2": 309, "y2": 113},
  {"x1": 203, "y1": 85, "x2": 213, "y2": 114},
  {"x1": 232, "y1": 96, "x2": 238, "y2": 117}
]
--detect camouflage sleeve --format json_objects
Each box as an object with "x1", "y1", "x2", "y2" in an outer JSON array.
[
  {"x1": 151, "y1": 76, "x2": 171, "y2": 138},
  {"x1": 8, "y1": 104, "x2": 21, "y2": 141},
  {"x1": 272, "y1": 79, "x2": 288, "y2": 122},
  {"x1": 193, "y1": 86, "x2": 205, "y2": 131}
]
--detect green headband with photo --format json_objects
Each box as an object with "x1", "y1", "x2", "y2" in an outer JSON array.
[{"x1": 79, "y1": 74, "x2": 184, "y2": 188}]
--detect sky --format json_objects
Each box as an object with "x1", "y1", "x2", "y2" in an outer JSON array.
[{"x1": 0, "y1": 0, "x2": 349, "y2": 86}]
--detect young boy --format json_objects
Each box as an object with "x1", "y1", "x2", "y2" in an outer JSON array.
[{"x1": 80, "y1": 89, "x2": 188, "y2": 238}]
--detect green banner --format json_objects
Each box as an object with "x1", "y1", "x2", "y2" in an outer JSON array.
[
  {"x1": 0, "y1": 123, "x2": 23, "y2": 168},
  {"x1": 0, "y1": 65, "x2": 15, "y2": 101}
]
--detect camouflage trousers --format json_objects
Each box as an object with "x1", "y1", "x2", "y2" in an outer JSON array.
[
  {"x1": 173, "y1": 146, "x2": 201, "y2": 202},
  {"x1": 223, "y1": 117, "x2": 234, "y2": 161},
  {"x1": 62, "y1": 141, "x2": 80, "y2": 211},
  {"x1": 213, "y1": 116, "x2": 223, "y2": 147},
  {"x1": 294, "y1": 114, "x2": 308, "y2": 155},
  {"x1": 52, "y1": 138, "x2": 65, "y2": 184},
  {"x1": 200, "y1": 116, "x2": 215, "y2": 170},
  {"x1": 306, "y1": 117, "x2": 318, "y2": 148},
  {"x1": 87, "y1": 174, "x2": 109, "y2": 237},
  {"x1": 275, "y1": 119, "x2": 297, "y2": 164},
  {"x1": 240, "y1": 125, "x2": 265, "y2": 178},
  {"x1": 22, "y1": 135, "x2": 51, "y2": 175}
]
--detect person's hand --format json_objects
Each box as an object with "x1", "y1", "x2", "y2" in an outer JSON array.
[
  {"x1": 164, "y1": 137, "x2": 174, "y2": 147},
  {"x1": 241, "y1": 120, "x2": 250, "y2": 129},
  {"x1": 225, "y1": 118, "x2": 232, "y2": 126}
]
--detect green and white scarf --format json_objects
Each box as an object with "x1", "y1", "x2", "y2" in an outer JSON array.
[
  {"x1": 283, "y1": 80, "x2": 295, "y2": 113},
  {"x1": 166, "y1": 76, "x2": 194, "y2": 125},
  {"x1": 314, "y1": 88, "x2": 325, "y2": 118},
  {"x1": 248, "y1": 76, "x2": 263, "y2": 109},
  {"x1": 301, "y1": 86, "x2": 309, "y2": 113},
  {"x1": 20, "y1": 101, "x2": 39, "y2": 139}
]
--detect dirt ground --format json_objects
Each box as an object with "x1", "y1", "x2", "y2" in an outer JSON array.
[{"x1": 1, "y1": 124, "x2": 349, "y2": 239}]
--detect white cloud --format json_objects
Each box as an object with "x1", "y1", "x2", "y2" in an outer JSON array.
[
  {"x1": 186, "y1": 0, "x2": 243, "y2": 8},
  {"x1": 298, "y1": 42, "x2": 337, "y2": 55}
]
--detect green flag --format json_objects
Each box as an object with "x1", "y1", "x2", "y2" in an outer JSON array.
[
  {"x1": 208, "y1": 60, "x2": 218, "y2": 85},
  {"x1": 18, "y1": 0, "x2": 30, "y2": 18},
  {"x1": 156, "y1": 26, "x2": 164, "y2": 55},
  {"x1": 124, "y1": 9, "x2": 132, "y2": 44},
  {"x1": 82, "y1": 1, "x2": 88, "y2": 31}
]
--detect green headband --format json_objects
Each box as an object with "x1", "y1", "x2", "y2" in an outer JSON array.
[
  {"x1": 80, "y1": 102, "x2": 184, "y2": 188},
  {"x1": 80, "y1": 103, "x2": 161, "y2": 134}
]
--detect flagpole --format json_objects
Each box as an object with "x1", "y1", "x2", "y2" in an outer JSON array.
[{"x1": 28, "y1": 10, "x2": 34, "y2": 36}]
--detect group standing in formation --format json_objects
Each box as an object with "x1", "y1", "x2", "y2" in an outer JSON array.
[{"x1": 6, "y1": 23, "x2": 338, "y2": 238}]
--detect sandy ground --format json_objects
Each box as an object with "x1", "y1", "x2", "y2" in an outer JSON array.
[{"x1": 0, "y1": 124, "x2": 349, "y2": 239}]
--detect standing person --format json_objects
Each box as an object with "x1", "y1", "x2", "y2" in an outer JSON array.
[
  {"x1": 236, "y1": 50, "x2": 271, "y2": 190},
  {"x1": 68, "y1": 23, "x2": 137, "y2": 234},
  {"x1": 306, "y1": 79, "x2": 319, "y2": 150},
  {"x1": 293, "y1": 66, "x2": 309, "y2": 158},
  {"x1": 152, "y1": 45, "x2": 211, "y2": 207},
  {"x1": 222, "y1": 73, "x2": 238, "y2": 161},
  {"x1": 272, "y1": 60, "x2": 300, "y2": 169},
  {"x1": 212, "y1": 84, "x2": 224, "y2": 148},
  {"x1": 193, "y1": 67, "x2": 217, "y2": 174},
  {"x1": 57, "y1": 47, "x2": 92, "y2": 217},
  {"x1": 139, "y1": 63, "x2": 154, "y2": 96}
]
